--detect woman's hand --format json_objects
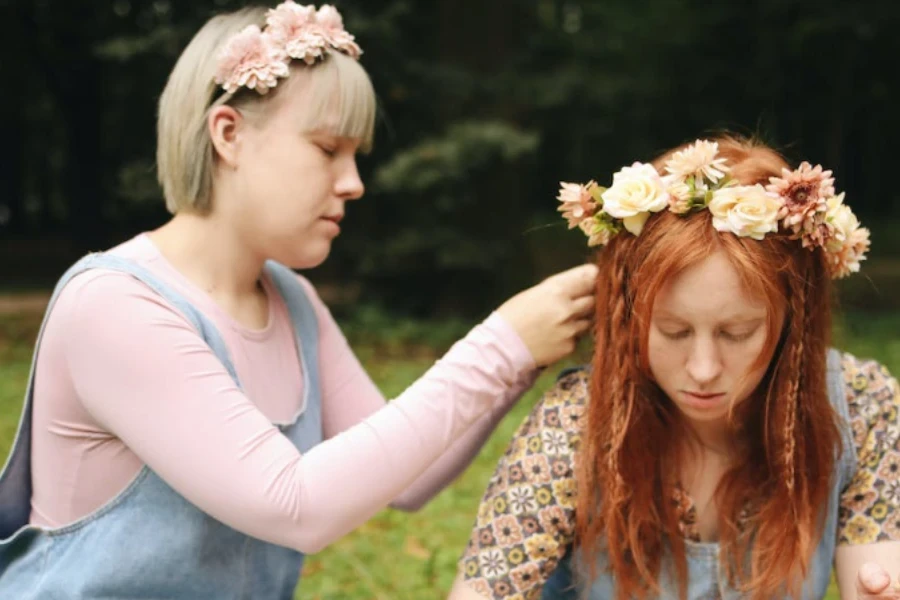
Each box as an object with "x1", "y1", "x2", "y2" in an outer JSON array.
[
  {"x1": 497, "y1": 263, "x2": 598, "y2": 367},
  {"x1": 857, "y1": 563, "x2": 900, "y2": 599}
]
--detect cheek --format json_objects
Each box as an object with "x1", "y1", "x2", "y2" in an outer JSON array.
[
  {"x1": 647, "y1": 331, "x2": 678, "y2": 384},
  {"x1": 727, "y1": 336, "x2": 771, "y2": 398}
]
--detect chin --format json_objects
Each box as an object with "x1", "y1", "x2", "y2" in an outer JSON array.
[
  {"x1": 673, "y1": 400, "x2": 731, "y2": 423},
  {"x1": 272, "y1": 242, "x2": 332, "y2": 271}
]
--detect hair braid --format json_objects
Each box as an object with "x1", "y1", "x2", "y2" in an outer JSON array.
[{"x1": 783, "y1": 274, "x2": 807, "y2": 495}]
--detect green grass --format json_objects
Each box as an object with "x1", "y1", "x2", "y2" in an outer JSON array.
[{"x1": 2, "y1": 310, "x2": 898, "y2": 599}]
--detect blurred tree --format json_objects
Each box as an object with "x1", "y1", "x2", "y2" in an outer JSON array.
[{"x1": 1, "y1": 0, "x2": 898, "y2": 312}]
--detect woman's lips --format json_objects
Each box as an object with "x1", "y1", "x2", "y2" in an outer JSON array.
[
  {"x1": 679, "y1": 391, "x2": 726, "y2": 408},
  {"x1": 683, "y1": 391, "x2": 724, "y2": 399}
]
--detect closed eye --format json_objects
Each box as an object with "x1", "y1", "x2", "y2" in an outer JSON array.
[
  {"x1": 661, "y1": 330, "x2": 691, "y2": 341},
  {"x1": 720, "y1": 329, "x2": 757, "y2": 342}
]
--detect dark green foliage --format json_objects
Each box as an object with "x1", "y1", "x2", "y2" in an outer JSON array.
[{"x1": 1, "y1": 0, "x2": 898, "y2": 315}]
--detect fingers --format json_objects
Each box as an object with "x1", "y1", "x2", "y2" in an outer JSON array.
[
  {"x1": 547, "y1": 264, "x2": 598, "y2": 299},
  {"x1": 569, "y1": 318, "x2": 592, "y2": 336},
  {"x1": 569, "y1": 295, "x2": 595, "y2": 320},
  {"x1": 858, "y1": 562, "x2": 892, "y2": 597}
]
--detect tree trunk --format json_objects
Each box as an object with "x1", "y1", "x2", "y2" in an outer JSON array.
[{"x1": 434, "y1": 0, "x2": 539, "y2": 315}]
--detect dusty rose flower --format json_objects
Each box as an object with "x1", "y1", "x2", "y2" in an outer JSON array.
[
  {"x1": 577, "y1": 215, "x2": 617, "y2": 248},
  {"x1": 215, "y1": 2, "x2": 368, "y2": 96},
  {"x1": 663, "y1": 140, "x2": 731, "y2": 184},
  {"x1": 828, "y1": 226, "x2": 870, "y2": 279},
  {"x1": 214, "y1": 26, "x2": 289, "y2": 94},
  {"x1": 316, "y1": 4, "x2": 363, "y2": 57},
  {"x1": 264, "y1": 2, "x2": 361, "y2": 65},
  {"x1": 265, "y1": 2, "x2": 328, "y2": 64},
  {"x1": 766, "y1": 161, "x2": 835, "y2": 237},
  {"x1": 556, "y1": 181, "x2": 599, "y2": 229},
  {"x1": 316, "y1": 4, "x2": 343, "y2": 28},
  {"x1": 800, "y1": 219, "x2": 836, "y2": 250},
  {"x1": 265, "y1": 1, "x2": 317, "y2": 41}
]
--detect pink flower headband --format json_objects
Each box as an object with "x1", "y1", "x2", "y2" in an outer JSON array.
[
  {"x1": 557, "y1": 140, "x2": 870, "y2": 279},
  {"x1": 213, "y1": 1, "x2": 362, "y2": 95}
]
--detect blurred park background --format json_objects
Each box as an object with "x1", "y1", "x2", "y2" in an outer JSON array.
[{"x1": 1, "y1": 0, "x2": 899, "y2": 597}]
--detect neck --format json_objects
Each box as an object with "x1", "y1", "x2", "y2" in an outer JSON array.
[
  {"x1": 683, "y1": 417, "x2": 739, "y2": 459},
  {"x1": 147, "y1": 211, "x2": 265, "y2": 299}
]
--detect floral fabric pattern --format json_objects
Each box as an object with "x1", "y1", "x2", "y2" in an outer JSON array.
[{"x1": 838, "y1": 354, "x2": 900, "y2": 544}]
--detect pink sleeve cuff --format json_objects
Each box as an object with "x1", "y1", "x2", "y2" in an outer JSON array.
[{"x1": 482, "y1": 311, "x2": 538, "y2": 377}]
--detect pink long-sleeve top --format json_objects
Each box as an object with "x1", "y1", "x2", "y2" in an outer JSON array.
[{"x1": 28, "y1": 234, "x2": 538, "y2": 553}]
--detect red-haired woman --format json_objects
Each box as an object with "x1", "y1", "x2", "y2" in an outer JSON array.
[{"x1": 449, "y1": 137, "x2": 899, "y2": 600}]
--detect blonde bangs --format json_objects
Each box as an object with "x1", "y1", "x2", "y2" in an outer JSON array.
[{"x1": 294, "y1": 51, "x2": 376, "y2": 151}]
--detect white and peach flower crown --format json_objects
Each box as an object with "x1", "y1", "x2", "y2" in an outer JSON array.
[
  {"x1": 557, "y1": 139, "x2": 870, "y2": 279},
  {"x1": 213, "y1": 1, "x2": 362, "y2": 96}
]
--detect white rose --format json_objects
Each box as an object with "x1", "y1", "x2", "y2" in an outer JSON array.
[
  {"x1": 824, "y1": 193, "x2": 858, "y2": 250},
  {"x1": 601, "y1": 162, "x2": 669, "y2": 235},
  {"x1": 708, "y1": 185, "x2": 783, "y2": 240}
]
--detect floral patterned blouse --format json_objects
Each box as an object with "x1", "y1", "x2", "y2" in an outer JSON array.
[{"x1": 459, "y1": 353, "x2": 900, "y2": 599}]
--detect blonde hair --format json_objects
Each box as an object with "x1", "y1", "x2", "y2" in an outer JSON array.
[{"x1": 156, "y1": 6, "x2": 376, "y2": 214}]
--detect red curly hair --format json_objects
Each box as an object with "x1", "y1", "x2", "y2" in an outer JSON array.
[{"x1": 574, "y1": 136, "x2": 843, "y2": 599}]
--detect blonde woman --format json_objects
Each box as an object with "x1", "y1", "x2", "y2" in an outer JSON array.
[{"x1": 0, "y1": 4, "x2": 596, "y2": 598}]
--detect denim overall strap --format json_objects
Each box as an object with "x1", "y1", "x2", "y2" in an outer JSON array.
[
  {"x1": 0, "y1": 254, "x2": 323, "y2": 600},
  {"x1": 827, "y1": 348, "x2": 857, "y2": 489},
  {"x1": 0, "y1": 252, "x2": 241, "y2": 544},
  {"x1": 263, "y1": 260, "x2": 323, "y2": 451}
]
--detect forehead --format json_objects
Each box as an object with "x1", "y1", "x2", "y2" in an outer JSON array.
[
  {"x1": 265, "y1": 60, "x2": 374, "y2": 148},
  {"x1": 653, "y1": 251, "x2": 766, "y2": 321}
]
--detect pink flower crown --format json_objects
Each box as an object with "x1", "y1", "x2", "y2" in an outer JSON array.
[
  {"x1": 213, "y1": 1, "x2": 362, "y2": 95},
  {"x1": 557, "y1": 140, "x2": 870, "y2": 279}
]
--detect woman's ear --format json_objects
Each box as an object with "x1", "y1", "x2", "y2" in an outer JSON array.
[{"x1": 208, "y1": 105, "x2": 243, "y2": 169}]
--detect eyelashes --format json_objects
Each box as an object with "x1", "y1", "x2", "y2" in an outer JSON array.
[
  {"x1": 660, "y1": 329, "x2": 758, "y2": 342},
  {"x1": 662, "y1": 330, "x2": 691, "y2": 341}
]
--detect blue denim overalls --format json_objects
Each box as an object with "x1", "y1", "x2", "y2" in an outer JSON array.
[{"x1": 0, "y1": 253, "x2": 323, "y2": 599}]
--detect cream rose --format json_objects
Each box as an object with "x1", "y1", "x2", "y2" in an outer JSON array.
[
  {"x1": 824, "y1": 193, "x2": 857, "y2": 249},
  {"x1": 600, "y1": 162, "x2": 669, "y2": 235},
  {"x1": 823, "y1": 193, "x2": 869, "y2": 278},
  {"x1": 708, "y1": 184, "x2": 783, "y2": 240}
]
